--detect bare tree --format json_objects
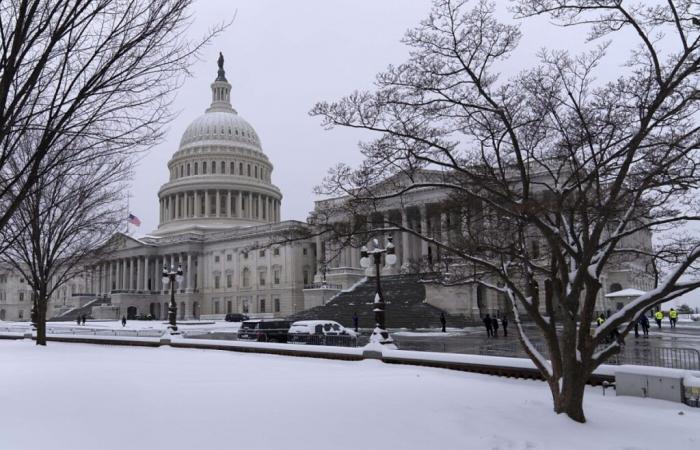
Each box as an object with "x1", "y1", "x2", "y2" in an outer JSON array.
[
  {"x1": 0, "y1": 142, "x2": 129, "y2": 345},
  {"x1": 310, "y1": 0, "x2": 700, "y2": 422},
  {"x1": 0, "y1": 0, "x2": 225, "y2": 249}
]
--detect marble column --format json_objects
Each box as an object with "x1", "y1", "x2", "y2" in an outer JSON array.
[
  {"x1": 144, "y1": 256, "x2": 149, "y2": 292},
  {"x1": 205, "y1": 191, "x2": 210, "y2": 217},
  {"x1": 161, "y1": 256, "x2": 167, "y2": 294},
  {"x1": 401, "y1": 210, "x2": 411, "y2": 269},
  {"x1": 216, "y1": 190, "x2": 221, "y2": 217},
  {"x1": 136, "y1": 256, "x2": 142, "y2": 291},
  {"x1": 186, "y1": 253, "x2": 193, "y2": 293},
  {"x1": 121, "y1": 259, "x2": 127, "y2": 291},
  {"x1": 419, "y1": 205, "x2": 429, "y2": 258},
  {"x1": 194, "y1": 191, "x2": 200, "y2": 218},
  {"x1": 237, "y1": 191, "x2": 243, "y2": 218}
]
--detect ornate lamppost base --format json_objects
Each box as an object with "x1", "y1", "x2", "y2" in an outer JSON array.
[{"x1": 369, "y1": 326, "x2": 393, "y2": 345}]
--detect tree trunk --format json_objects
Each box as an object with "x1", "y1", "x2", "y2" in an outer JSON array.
[
  {"x1": 553, "y1": 372, "x2": 587, "y2": 423},
  {"x1": 35, "y1": 300, "x2": 47, "y2": 346}
]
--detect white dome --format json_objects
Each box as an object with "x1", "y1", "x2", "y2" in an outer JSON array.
[{"x1": 179, "y1": 111, "x2": 261, "y2": 151}]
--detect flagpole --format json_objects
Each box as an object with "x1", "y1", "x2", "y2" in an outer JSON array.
[{"x1": 125, "y1": 192, "x2": 130, "y2": 234}]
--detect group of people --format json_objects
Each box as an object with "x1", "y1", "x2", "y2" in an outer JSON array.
[
  {"x1": 654, "y1": 308, "x2": 679, "y2": 329},
  {"x1": 595, "y1": 307, "x2": 681, "y2": 340},
  {"x1": 482, "y1": 314, "x2": 508, "y2": 337},
  {"x1": 75, "y1": 315, "x2": 87, "y2": 326}
]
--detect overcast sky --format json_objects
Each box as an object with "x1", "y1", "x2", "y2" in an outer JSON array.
[{"x1": 128, "y1": 0, "x2": 699, "y2": 310}]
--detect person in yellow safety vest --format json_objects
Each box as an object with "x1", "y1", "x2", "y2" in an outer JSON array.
[
  {"x1": 654, "y1": 310, "x2": 664, "y2": 329},
  {"x1": 669, "y1": 308, "x2": 678, "y2": 329},
  {"x1": 596, "y1": 314, "x2": 605, "y2": 326}
]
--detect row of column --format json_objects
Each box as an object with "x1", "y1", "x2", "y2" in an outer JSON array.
[
  {"x1": 317, "y1": 205, "x2": 449, "y2": 271},
  {"x1": 85, "y1": 253, "x2": 197, "y2": 295},
  {"x1": 159, "y1": 190, "x2": 280, "y2": 223}
]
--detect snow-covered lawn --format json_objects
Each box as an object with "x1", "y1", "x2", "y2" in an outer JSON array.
[
  {"x1": 0, "y1": 319, "x2": 242, "y2": 335},
  {"x1": 1, "y1": 340, "x2": 698, "y2": 450}
]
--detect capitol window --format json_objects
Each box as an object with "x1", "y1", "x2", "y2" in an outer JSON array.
[
  {"x1": 214, "y1": 276, "x2": 220, "y2": 289},
  {"x1": 274, "y1": 298, "x2": 280, "y2": 313},
  {"x1": 239, "y1": 162, "x2": 243, "y2": 174},
  {"x1": 247, "y1": 164, "x2": 251, "y2": 176},
  {"x1": 203, "y1": 162, "x2": 207, "y2": 174},
  {"x1": 194, "y1": 162, "x2": 198, "y2": 174},
  {"x1": 259, "y1": 270, "x2": 266, "y2": 286},
  {"x1": 187, "y1": 164, "x2": 190, "y2": 176},
  {"x1": 259, "y1": 249, "x2": 265, "y2": 257},
  {"x1": 212, "y1": 162, "x2": 216, "y2": 174},
  {"x1": 226, "y1": 274, "x2": 232, "y2": 288},
  {"x1": 226, "y1": 254, "x2": 232, "y2": 261},
  {"x1": 242, "y1": 268, "x2": 250, "y2": 287},
  {"x1": 221, "y1": 161, "x2": 225, "y2": 173},
  {"x1": 214, "y1": 255, "x2": 220, "y2": 263},
  {"x1": 230, "y1": 162, "x2": 235, "y2": 174},
  {"x1": 273, "y1": 248, "x2": 280, "y2": 256},
  {"x1": 255, "y1": 166, "x2": 258, "y2": 178}
]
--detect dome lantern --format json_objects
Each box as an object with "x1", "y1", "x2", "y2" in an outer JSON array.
[{"x1": 207, "y1": 52, "x2": 234, "y2": 113}]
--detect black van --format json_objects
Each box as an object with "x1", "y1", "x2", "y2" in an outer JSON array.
[{"x1": 237, "y1": 319, "x2": 291, "y2": 343}]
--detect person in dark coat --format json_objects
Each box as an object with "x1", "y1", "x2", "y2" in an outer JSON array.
[
  {"x1": 483, "y1": 314, "x2": 493, "y2": 337},
  {"x1": 501, "y1": 316, "x2": 508, "y2": 337},
  {"x1": 352, "y1": 312, "x2": 358, "y2": 333},
  {"x1": 76, "y1": 316, "x2": 81, "y2": 326},
  {"x1": 81, "y1": 315, "x2": 86, "y2": 326},
  {"x1": 440, "y1": 312, "x2": 446, "y2": 333},
  {"x1": 640, "y1": 313, "x2": 650, "y2": 337},
  {"x1": 491, "y1": 317, "x2": 499, "y2": 337},
  {"x1": 121, "y1": 316, "x2": 127, "y2": 328}
]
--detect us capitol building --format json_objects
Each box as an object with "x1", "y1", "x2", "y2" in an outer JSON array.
[{"x1": 0, "y1": 56, "x2": 655, "y2": 323}]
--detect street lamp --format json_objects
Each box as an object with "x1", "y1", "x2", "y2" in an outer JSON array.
[
  {"x1": 360, "y1": 235, "x2": 397, "y2": 344},
  {"x1": 162, "y1": 264, "x2": 184, "y2": 333}
]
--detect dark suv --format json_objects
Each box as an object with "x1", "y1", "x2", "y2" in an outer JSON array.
[
  {"x1": 225, "y1": 313, "x2": 249, "y2": 322},
  {"x1": 237, "y1": 319, "x2": 291, "y2": 343}
]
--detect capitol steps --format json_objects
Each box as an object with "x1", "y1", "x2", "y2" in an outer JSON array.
[
  {"x1": 49, "y1": 297, "x2": 111, "y2": 322},
  {"x1": 289, "y1": 274, "x2": 470, "y2": 330}
]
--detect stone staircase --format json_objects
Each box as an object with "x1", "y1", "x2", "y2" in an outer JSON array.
[
  {"x1": 289, "y1": 274, "x2": 469, "y2": 330},
  {"x1": 49, "y1": 297, "x2": 111, "y2": 322}
]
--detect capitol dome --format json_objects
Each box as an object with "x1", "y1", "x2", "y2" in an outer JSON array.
[{"x1": 154, "y1": 53, "x2": 283, "y2": 236}]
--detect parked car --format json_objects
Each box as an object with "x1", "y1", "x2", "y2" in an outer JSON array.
[
  {"x1": 287, "y1": 320, "x2": 357, "y2": 346},
  {"x1": 237, "y1": 319, "x2": 291, "y2": 343},
  {"x1": 225, "y1": 313, "x2": 249, "y2": 322}
]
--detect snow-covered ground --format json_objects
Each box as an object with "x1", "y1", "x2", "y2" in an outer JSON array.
[
  {"x1": 1, "y1": 340, "x2": 698, "y2": 450},
  {"x1": 0, "y1": 319, "x2": 242, "y2": 335}
]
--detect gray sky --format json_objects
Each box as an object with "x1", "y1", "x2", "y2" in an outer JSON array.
[{"x1": 128, "y1": 0, "x2": 700, "y2": 310}]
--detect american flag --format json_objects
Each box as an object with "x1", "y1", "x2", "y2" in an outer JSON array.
[{"x1": 127, "y1": 213, "x2": 141, "y2": 226}]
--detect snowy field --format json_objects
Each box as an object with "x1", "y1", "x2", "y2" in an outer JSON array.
[{"x1": 1, "y1": 341, "x2": 699, "y2": 450}]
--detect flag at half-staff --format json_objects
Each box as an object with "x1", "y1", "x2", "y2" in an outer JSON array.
[{"x1": 127, "y1": 213, "x2": 141, "y2": 226}]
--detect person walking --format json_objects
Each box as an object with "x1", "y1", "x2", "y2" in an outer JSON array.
[
  {"x1": 81, "y1": 315, "x2": 86, "y2": 326},
  {"x1": 76, "y1": 316, "x2": 81, "y2": 326},
  {"x1": 352, "y1": 312, "x2": 359, "y2": 333},
  {"x1": 669, "y1": 308, "x2": 678, "y2": 328},
  {"x1": 501, "y1": 315, "x2": 509, "y2": 337},
  {"x1": 640, "y1": 313, "x2": 650, "y2": 337},
  {"x1": 492, "y1": 316, "x2": 499, "y2": 337},
  {"x1": 483, "y1": 314, "x2": 493, "y2": 337},
  {"x1": 121, "y1": 316, "x2": 127, "y2": 328},
  {"x1": 655, "y1": 310, "x2": 664, "y2": 329},
  {"x1": 440, "y1": 312, "x2": 446, "y2": 333},
  {"x1": 596, "y1": 314, "x2": 605, "y2": 327}
]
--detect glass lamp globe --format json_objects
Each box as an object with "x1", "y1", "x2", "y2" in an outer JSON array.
[
  {"x1": 175, "y1": 265, "x2": 184, "y2": 284},
  {"x1": 360, "y1": 246, "x2": 369, "y2": 268},
  {"x1": 161, "y1": 266, "x2": 170, "y2": 285}
]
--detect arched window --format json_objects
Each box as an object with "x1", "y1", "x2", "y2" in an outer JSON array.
[
  {"x1": 194, "y1": 162, "x2": 198, "y2": 175},
  {"x1": 239, "y1": 162, "x2": 243, "y2": 174},
  {"x1": 609, "y1": 283, "x2": 622, "y2": 293},
  {"x1": 247, "y1": 164, "x2": 251, "y2": 176},
  {"x1": 255, "y1": 166, "x2": 258, "y2": 178},
  {"x1": 221, "y1": 161, "x2": 225, "y2": 173},
  {"x1": 203, "y1": 161, "x2": 207, "y2": 174},
  {"x1": 212, "y1": 161, "x2": 216, "y2": 174},
  {"x1": 230, "y1": 162, "x2": 235, "y2": 174},
  {"x1": 180, "y1": 166, "x2": 183, "y2": 177},
  {"x1": 242, "y1": 268, "x2": 250, "y2": 288},
  {"x1": 187, "y1": 164, "x2": 190, "y2": 176}
]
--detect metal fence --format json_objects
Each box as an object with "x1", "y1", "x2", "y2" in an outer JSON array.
[
  {"x1": 394, "y1": 338, "x2": 700, "y2": 371},
  {"x1": 0, "y1": 326, "x2": 164, "y2": 338},
  {"x1": 289, "y1": 334, "x2": 358, "y2": 347}
]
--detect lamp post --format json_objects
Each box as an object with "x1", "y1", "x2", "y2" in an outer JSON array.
[
  {"x1": 360, "y1": 235, "x2": 397, "y2": 344},
  {"x1": 162, "y1": 264, "x2": 184, "y2": 333}
]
